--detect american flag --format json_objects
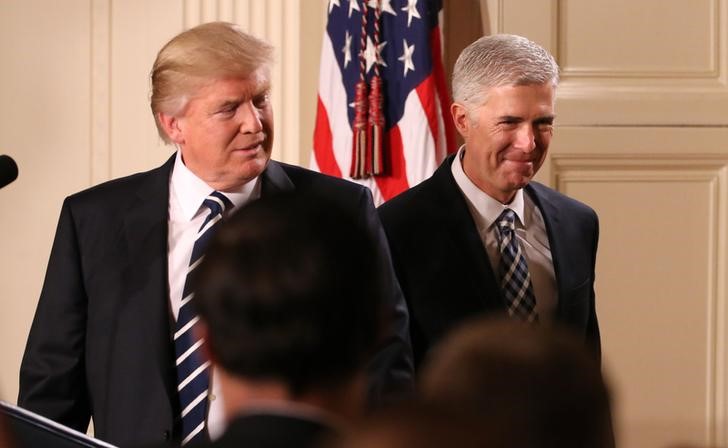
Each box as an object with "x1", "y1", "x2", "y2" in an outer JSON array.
[{"x1": 312, "y1": 0, "x2": 456, "y2": 205}]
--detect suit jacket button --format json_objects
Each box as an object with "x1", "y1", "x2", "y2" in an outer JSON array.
[{"x1": 163, "y1": 430, "x2": 171, "y2": 440}]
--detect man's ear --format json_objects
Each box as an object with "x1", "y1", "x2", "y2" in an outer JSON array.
[
  {"x1": 157, "y1": 112, "x2": 185, "y2": 145},
  {"x1": 451, "y1": 102, "x2": 470, "y2": 138}
]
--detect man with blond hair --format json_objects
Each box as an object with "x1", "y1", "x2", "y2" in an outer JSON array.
[
  {"x1": 19, "y1": 22, "x2": 412, "y2": 447},
  {"x1": 379, "y1": 34, "x2": 600, "y2": 368}
]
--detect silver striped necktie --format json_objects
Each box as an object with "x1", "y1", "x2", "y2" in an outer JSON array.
[{"x1": 173, "y1": 191, "x2": 232, "y2": 445}]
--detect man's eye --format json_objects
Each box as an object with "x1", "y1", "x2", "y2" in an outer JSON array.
[
  {"x1": 254, "y1": 94, "x2": 270, "y2": 108},
  {"x1": 536, "y1": 122, "x2": 554, "y2": 131}
]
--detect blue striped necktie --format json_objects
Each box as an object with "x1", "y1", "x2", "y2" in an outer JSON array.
[
  {"x1": 495, "y1": 209, "x2": 538, "y2": 323},
  {"x1": 174, "y1": 191, "x2": 232, "y2": 445}
]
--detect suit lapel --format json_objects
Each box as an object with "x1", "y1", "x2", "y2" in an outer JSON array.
[
  {"x1": 525, "y1": 183, "x2": 568, "y2": 316},
  {"x1": 121, "y1": 155, "x2": 176, "y2": 407},
  {"x1": 429, "y1": 155, "x2": 503, "y2": 311},
  {"x1": 261, "y1": 160, "x2": 295, "y2": 196}
]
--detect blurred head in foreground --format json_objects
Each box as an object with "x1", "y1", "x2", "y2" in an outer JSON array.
[
  {"x1": 420, "y1": 317, "x2": 613, "y2": 448},
  {"x1": 194, "y1": 193, "x2": 386, "y2": 422}
]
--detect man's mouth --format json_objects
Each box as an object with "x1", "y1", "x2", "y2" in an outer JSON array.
[
  {"x1": 504, "y1": 157, "x2": 534, "y2": 165},
  {"x1": 237, "y1": 139, "x2": 265, "y2": 151}
]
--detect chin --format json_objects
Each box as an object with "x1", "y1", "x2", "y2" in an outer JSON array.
[{"x1": 244, "y1": 158, "x2": 269, "y2": 178}]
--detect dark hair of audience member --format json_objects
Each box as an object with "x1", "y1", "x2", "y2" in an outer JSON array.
[
  {"x1": 0, "y1": 413, "x2": 15, "y2": 448},
  {"x1": 192, "y1": 193, "x2": 386, "y2": 396},
  {"x1": 420, "y1": 317, "x2": 614, "y2": 448},
  {"x1": 328, "y1": 400, "x2": 534, "y2": 448}
]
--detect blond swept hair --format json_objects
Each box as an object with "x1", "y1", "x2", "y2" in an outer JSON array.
[
  {"x1": 452, "y1": 34, "x2": 558, "y2": 110},
  {"x1": 150, "y1": 22, "x2": 274, "y2": 142}
]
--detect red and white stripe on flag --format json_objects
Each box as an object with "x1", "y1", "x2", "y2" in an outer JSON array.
[{"x1": 312, "y1": 0, "x2": 456, "y2": 205}]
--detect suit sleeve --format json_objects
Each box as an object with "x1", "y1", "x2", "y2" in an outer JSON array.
[
  {"x1": 587, "y1": 212, "x2": 602, "y2": 362},
  {"x1": 357, "y1": 189, "x2": 415, "y2": 404},
  {"x1": 18, "y1": 198, "x2": 91, "y2": 432}
]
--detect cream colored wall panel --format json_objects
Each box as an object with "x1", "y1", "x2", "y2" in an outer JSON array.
[
  {"x1": 555, "y1": 159, "x2": 725, "y2": 447},
  {"x1": 110, "y1": 1, "x2": 180, "y2": 178},
  {"x1": 280, "y1": 0, "x2": 301, "y2": 164},
  {"x1": 183, "y1": 0, "x2": 236, "y2": 26},
  {"x1": 298, "y1": 0, "x2": 329, "y2": 167},
  {"x1": 483, "y1": 0, "x2": 728, "y2": 126},
  {"x1": 201, "y1": 0, "x2": 218, "y2": 23},
  {"x1": 557, "y1": 0, "x2": 728, "y2": 126},
  {"x1": 559, "y1": 0, "x2": 716, "y2": 76},
  {"x1": 234, "y1": 0, "x2": 251, "y2": 31},
  {"x1": 219, "y1": 0, "x2": 235, "y2": 22},
  {"x1": 483, "y1": 0, "x2": 557, "y2": 54},
  {"x1": 92, "y1": 0, "x2": 112, "y2": 184},
  {"x1": 0, "y1": 0, "x2": 92, "y2": 402},
  {"x1": 552, "y1": 126, "x2": 728, "y2": 156},
  {"x1": 548, "y1": 126, "x2": 728, "y2": 447}
]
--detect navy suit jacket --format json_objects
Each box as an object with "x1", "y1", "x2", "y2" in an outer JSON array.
[
  {"x1": 18, "y1": 156, "x2": 413, "y2": 447},
  {"x1": 378, "y1": 154, "x2": 600, "y2": 368}
]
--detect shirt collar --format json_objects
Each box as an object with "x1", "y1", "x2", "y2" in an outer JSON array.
[
  {"x1": 170, "y1": 149, "x2": 261, "y2": 221},
  {"x1": 451, "y1": 146, "x2": 527, "y2": 230}
]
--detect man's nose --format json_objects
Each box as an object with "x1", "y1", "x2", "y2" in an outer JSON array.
[
  {"x1": 513, "y1": 124, "x2": 536, "y2": 152},
  {"x1": 237, "y1": 101, "x2": 264, "y2": 134}
]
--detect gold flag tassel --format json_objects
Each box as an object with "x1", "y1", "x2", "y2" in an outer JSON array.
[
  {"x1": 368, "y1": 75, "x2": 384, "y2": 175},
  {"x1": 351, "y1": 80, "x2": 368, "y2": 179},
  {"x1": 350, "y1": 0, "x2": 369, "y2": 179},
  {"x1": 367, "y1": 0, "x2": 384, "y2": 176}
]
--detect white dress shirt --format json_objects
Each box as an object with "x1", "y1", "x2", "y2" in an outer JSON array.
[
  {"x1": 451, "y1": 147, "x2": 557, "y2": 321},
  {"x1": 167, "y1": 150, "x2": 261, "y2": 439}
]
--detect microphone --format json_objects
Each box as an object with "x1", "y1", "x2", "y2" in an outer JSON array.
[{"x1": 0, "y1": 155, "x2": 18, "y2": 189}]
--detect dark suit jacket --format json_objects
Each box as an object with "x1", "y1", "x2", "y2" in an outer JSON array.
[
  {"x1": 378, "y1": 154, "x2": 600, "y2": 368},
  {"x1": 18, "y1": 156, "x2": 413, "y2": 447},
  {"x1": 189, "y1": 413, "x2": 333, "y2": 448}
]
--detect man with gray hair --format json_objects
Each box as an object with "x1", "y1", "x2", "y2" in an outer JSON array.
[
  {"x1": 19, "y1": 22, "x2": 413, "y2": 447},
  {"x1": 379, "y1": 34, "x2": 600, "y2": 369}
]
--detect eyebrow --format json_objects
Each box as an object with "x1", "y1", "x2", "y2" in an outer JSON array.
[
  {"x1": 496, "y1": 114, "x2": 556, "y2": 123},
  {"x1": 497, "y1": 115, "x2": 523, "y2": 122},
  {"x1": 535, "y1": 115, "x2": 556, "y2": 124},
  {"x1": 217, "y1": 99, "x2": 242, "y2": 109},
  {"x1": 216, "y1": 84, "x2": 271, "y2": 108}
]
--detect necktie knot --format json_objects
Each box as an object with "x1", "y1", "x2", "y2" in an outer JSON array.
[
  {"x1": 203, "y1": 191, "x2": 232, "y2": 217},
  {"x1": 199, "y1": 192, "x2": 233, "y2": 232},
  {"x1": 496, "y1": 209, "x2": 517, "y2": 239}
]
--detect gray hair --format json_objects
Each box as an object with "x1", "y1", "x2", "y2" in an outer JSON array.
[{"x1": 451, "y1": 34, "x2": 559, "y2": 109}]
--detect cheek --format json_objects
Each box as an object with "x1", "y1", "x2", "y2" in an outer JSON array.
[
  {"x1": 262, "y1": 109, "x2": 274, "y2": 132},
  {"x1": 537, "y1": 129, "x2": 553, "y2": 145}
]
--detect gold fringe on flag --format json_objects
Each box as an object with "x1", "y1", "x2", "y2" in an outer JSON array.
[
  {"x1": 351, "y1": 80, "x2": 368, "y2": 179},
  {"x1": 368, "y1": 75, "x2": 384, "y2": 175},
  {"x1": 349, "y1": 0, "x2": 386, "y2": 179}
]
